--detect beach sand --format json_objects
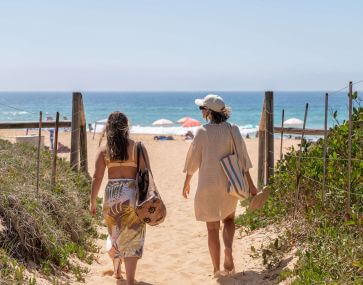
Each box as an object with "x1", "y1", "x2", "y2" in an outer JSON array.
[{"x1": 0, "y1": 130, "x2": 299, "y2": 285}]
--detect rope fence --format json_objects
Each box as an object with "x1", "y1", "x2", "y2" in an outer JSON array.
[
  {"x1": 258, "y1": 81, "x2": 361, "y2": 215},
  {"x1": 270, "y1": 165, "x2": 363, "y2": 197},
  {"x1": 0, "y1": 92, "x2": 92, "y2": 194}
]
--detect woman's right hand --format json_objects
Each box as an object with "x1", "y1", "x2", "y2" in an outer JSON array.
[
  {"x1": 182, "y1": 183, "x2": 190, "y2": 199},
  {"x1": 89, "y1": 202, "x2": 97, "y2": 216}
]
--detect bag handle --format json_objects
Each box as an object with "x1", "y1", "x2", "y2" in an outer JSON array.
[
  {"x1": 226, "y1": 123, "x2": 239, "y2": 160},
  {"x1": 136, "y1": 141, "x2": 142, "y2": 172},
  {"x1": 226, "y1": 123, "x2": 250, "y2": 195},
  {"x1": 136, "y1": 142, "x2": 153, "y2": 176},
  {"x1": 226, "y1": 123, "x2": 248, "y2": 174}
]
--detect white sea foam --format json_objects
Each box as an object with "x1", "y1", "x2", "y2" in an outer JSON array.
[
  {"x1": 2, "y1": 111, "x2": 29, "y2": 115},
  {"x1": 92, "y1": 123, "x2": 258, "y2": 137}
]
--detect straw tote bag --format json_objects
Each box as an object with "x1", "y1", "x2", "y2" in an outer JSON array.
[
  {"x1": 220, "y1": 124, "x2": 250, "y2": 200},
  {"x1": 135, "y1": 142, "x2": 166, "y2": 226}
]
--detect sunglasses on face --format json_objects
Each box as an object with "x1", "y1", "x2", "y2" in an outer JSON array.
[{"x1": 199, "y1": 106, "x2": 206, "y2": 110}]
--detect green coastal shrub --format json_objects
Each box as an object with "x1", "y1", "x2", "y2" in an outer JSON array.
[
  {"x1": 236, "y1": 102, "x2": 362, "y2": 283},
  {"x1": 0, "y1": 139, "x2": 101, "y2": 283}
]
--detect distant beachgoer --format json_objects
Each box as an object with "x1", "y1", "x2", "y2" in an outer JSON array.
[
  {"x1": 46, "y1": 116, "x2": 54, "y2": 150},
  {"x1": 182, "y1": 94, "x2": 258, "y2": 278},
  {"x1": 49, "y1": 129, "x2": 54, "y2": 150},
  {"x1": 57, "y1": 142, "x2": 70, "y2": 153},
  {"x1": 88, "y1": 123, "x2": 94, "y2": 132},
  {"x1": 153, "y1": 135, "x2": 174, "y2": 141},
  {"x1": 63, "y1": 116, "x2": 70, "y2": 132},
  {"x1": 89, "y1": 111, "x2": 149, "y2": 284},
  {"x1": 184, "y1": 131, "x2": 194, "y2": 140}
]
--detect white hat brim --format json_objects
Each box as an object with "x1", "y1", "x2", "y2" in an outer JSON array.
[{"x1": 195, "y1": 99, "x2": 204, "y2": 107}]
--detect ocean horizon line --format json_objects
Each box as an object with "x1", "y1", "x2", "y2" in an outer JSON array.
[{"x1": 0, "y1": 89, "x2": 360, "y2": 93}]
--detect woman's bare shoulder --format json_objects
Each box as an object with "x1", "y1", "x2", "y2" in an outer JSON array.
[
  {"x1": 98, "y1": 146, "x2": 107, "y2": 156},
  {"x1": 230, "y1": 123, "x2": 240, "y2": 133},
  {"x1": 128, "y1": 138, "x2": 140, "y2": 149},
  {"x1": 195, "y1": 126, "x2": 207, "y2": 136}
]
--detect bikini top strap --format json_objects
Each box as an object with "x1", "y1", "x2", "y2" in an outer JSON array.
[
  {"x1": 131, "y1": 141, "x2": 136, "y2": 162},
  {"x1": 136, "y1": 142, "x2": 141, "y2": 172}
]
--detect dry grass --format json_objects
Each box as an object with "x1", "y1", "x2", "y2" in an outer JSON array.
[{"x1": 0, "y1": 139, "x2": 101, "y2": 282}]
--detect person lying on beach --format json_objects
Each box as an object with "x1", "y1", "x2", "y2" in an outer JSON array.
[
  {"x1": 182, "y1": 94, "x2": 258, "y2": 278},
  {"x1": 184, "y1": 131, "x2": 194, "y2": 140},
  {"x1": 153, "y1": 135, "x2": 174, "y2": 140},
  {"x1": 57, "y1": 142, "x2": 70, "y2": 153},
  {"x1": 89, "y1": 111, "x2": 150, "y2": 285}
]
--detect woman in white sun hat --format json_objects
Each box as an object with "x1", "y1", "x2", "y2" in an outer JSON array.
[{"x1": 182, "y1": 94, "x2": 259, "y2": 277}]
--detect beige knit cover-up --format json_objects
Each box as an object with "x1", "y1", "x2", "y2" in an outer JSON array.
[{"x1": 183, "y1": 122, "x2": 252, "y2": 222}]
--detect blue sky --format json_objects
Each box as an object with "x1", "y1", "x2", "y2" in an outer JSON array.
[{"x1": 0, "y1": 0, "x2": 362, "y2": 91}]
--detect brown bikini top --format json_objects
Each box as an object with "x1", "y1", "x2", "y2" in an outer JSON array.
[{"x1": 104, "y1": 143, "x2": 137, "y2": 168}]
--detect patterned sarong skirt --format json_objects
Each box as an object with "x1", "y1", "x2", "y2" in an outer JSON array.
[{"x1": 103, "y1": 179, "x2": 145, "y2": 259}]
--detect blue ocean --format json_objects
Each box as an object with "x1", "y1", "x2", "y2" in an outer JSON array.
[{"x1": 0, "y1": 91, "x2": 354, "y2": 136}]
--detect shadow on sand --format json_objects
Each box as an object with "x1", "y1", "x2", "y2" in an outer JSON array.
[
  {"x1": 216, "y1": 256, "x2": 294, "y2": 285},
  {"x1": 116, "y1": 280, "x2": 154, "y2": 285}
]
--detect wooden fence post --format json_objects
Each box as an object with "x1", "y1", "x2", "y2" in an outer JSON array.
[
  {"x1": 322, "y1": 93, "x2": 328, "y2": 207},
  {"x1": 79, "y1": 96, "x2": 89, "y2": 177},
  {"x1": 257, "y1": 100, "x2": 266, "y2": 189},
  {"x1": 51, "y1": 112, "x2": 60, "y2": 189},
  {"x1": 71, "y1": 93, "x2": 81, "y2": 170},
  {"x1": 295, "y1": 103, "x2": 309, "y2": 205},
  {"x1": 36, "y1": 111, "x2": 42, "y2": 196},
  {"x1": 265, "y1": 91, "x2": 274, "y2": 184},
  {"x1": 280, "y1": 109, "x2": 285, "y2": 161},
  {"x1": 346, "y1": 81, "x2": 353, "y2": 214}
]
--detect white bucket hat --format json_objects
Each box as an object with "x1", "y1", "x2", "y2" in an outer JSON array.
[{"x1": 195, "y1": 94, "x2": 225, "y2": 112}]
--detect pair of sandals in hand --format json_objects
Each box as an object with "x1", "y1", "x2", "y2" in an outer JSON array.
[{"x1": 241, "y1": 186, "x2": 270, "y2": 213}]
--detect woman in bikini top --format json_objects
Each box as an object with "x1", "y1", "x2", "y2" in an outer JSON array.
[{"x1": 89, "y1": 111, "x2": 150, "y2": 284}]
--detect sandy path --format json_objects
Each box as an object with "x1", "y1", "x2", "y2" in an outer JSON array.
[
  {"x1": 0, "y1": 131, "x2": 298, "y2": 284},
  {"x1": 80, "y1": 134, "x2": 298, "y2": 285}
]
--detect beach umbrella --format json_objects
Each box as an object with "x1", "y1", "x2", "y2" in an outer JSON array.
[
  {"x1": 177, "y1": 117, "x2": 190, "y2": 124},
  {"x1": 182, "y1": 118, "x2": 202, "y2": 127},
  {"x1": 152, "y1": 119, "x2": 173, "y2": 126},
  {"x1": 284, "y1": 118, "x2": 304, "y2": 128}
]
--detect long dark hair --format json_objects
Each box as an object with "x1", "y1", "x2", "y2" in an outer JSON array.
[{"x1": 104, "y1": 111, "x2": 130, "y2": 161}]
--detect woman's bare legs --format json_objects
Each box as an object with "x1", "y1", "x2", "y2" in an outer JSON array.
[
  {"x1": 112, "y1": 258, "x2": 122, "y2": 279},
  {"x1": 108, "y1": 246, "x2": 122, "y2": 279},
  {"x1": 222, "y1": 212, "x2": 235, "y2": 271},
  {"x1": 206, "y1": 221, "x2": 221, "y2": 274},
  {"x1": 124, "y1": 257, "x2": 138, "y2": 285}
]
